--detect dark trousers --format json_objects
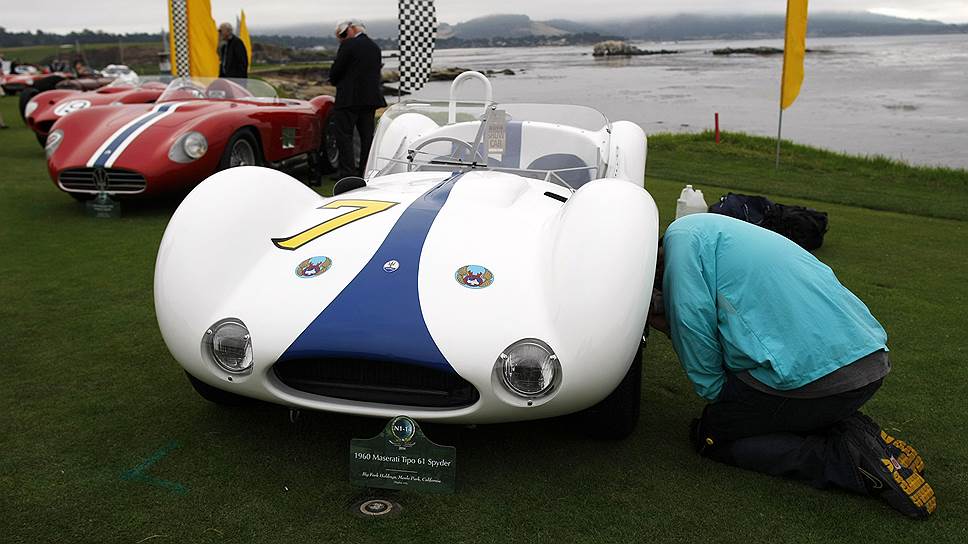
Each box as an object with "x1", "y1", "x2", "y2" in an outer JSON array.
[
  {"x1": 332, "y1": 106, "x2": 376, "y2": 179},
  {"x1": 697, "y1": 373, "x2": 883, "y2": 494}
]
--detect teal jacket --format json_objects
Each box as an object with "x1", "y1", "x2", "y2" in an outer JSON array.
[{"x1": 663, "y1": 214, "x2": 888, "y2": 401}]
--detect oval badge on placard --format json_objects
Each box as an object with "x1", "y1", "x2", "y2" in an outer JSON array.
[
  {"x1": 455, "y1": 265, "x2": 494, "y2": 289},
  {"x1": 295, "y1": 256, "x2": 332, "y2": 278}
]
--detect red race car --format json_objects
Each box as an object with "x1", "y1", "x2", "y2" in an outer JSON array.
[
  {"x1": 46, "y1": 77, "x2": 337, "y2": 199},
  {"x1": 25, "y1": 76, "x2": 170, "y2": 147}
]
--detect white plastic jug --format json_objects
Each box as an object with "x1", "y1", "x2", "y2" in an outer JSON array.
[{"x1": 675, "y1": 185, "x2": 708, "y2": 219}]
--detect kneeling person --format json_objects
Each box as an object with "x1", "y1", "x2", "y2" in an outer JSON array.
[{"x1": 648, "y1": 213, "x2": 935, "y2": 519}]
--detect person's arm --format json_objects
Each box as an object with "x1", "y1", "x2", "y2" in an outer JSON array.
[
  {"x1": 663, "y1": 229, "x2": 726, "y2": 401},
  {"x1": 329, "y1": 43, "x2": 349, "y2": 85},
  {"x1": 234, "y1": 39, "x2": 248, "y2": 76}
]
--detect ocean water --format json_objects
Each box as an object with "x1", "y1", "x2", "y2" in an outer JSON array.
[{"x1": 392, "y1": 34, "x2": 968, "y2": 170}]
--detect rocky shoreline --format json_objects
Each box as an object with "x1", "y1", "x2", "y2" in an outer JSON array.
[
  {"x1": 592, "y1": 41, "x2": 679, "y2": 57},
  {"x1": 258, "y1": 66, "x2": 517, "y2": 100}
]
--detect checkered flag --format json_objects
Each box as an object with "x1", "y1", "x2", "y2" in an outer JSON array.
[
  {"x1": 398, "y1": 0, "x2": 437, "y2": 92},
  {"x1": 170, "y1": 0, "x2": 190, "y2": 77}
]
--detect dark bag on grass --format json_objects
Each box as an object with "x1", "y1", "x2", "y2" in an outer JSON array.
[
  {"x1": 767, "y1": 203, "x2": 829, "y2": 251},
  {"x1": 709, "y1": 192, "x2": 829, "y2": 251},
  {"x1": 708, "y1": 193, "x2": 774, "y2": 226}
]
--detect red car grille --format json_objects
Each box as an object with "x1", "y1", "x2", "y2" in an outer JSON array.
[{"x1": 58, "y1": 168, "x2": 147, "y2": 194}]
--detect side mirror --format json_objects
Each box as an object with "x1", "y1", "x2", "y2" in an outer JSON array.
[{"x1": 333, "y1": 176, "x2": 366, "y2": 196}]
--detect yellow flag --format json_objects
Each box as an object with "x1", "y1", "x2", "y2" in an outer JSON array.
[
  {"x1": 168, "y1": 0, "x2": 220, "y2": 77},
  {"x1": 780, "y1": 0, "x2": 808, "y2": 110},
  {"x1": 239, "y1": 10, "x2": 252, "y2": 67}
]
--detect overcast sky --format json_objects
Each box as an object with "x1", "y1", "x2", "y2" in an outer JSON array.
[{"x1": 5, "y1": 1, "x2": 967, "y2": 34}]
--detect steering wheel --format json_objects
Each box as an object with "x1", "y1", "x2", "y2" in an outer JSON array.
[{"x1": 412, "y1": 136, "x2": 477, "y2": 162}]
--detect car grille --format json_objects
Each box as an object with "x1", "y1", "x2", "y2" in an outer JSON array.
[
  {"x1": 58, "y1": 168, "x2": 146, "y2": 193},
  {"x1": 37, "y1": 120, "x2": 55, "y2": 135},
  {"x1": 273, "y1": 358, "x2": 480, "y2": 408}
]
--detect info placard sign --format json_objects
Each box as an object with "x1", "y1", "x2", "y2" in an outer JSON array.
[{"x1": 350, "y1": 416, "x2": 456, "y2": 494}]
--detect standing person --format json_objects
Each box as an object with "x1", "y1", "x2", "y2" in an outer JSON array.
[
  {"x1": 218, "y1": 22, "x2": 248, "y2": 79},
  {"x1": 328, "y1": 20, "x2": 386, "y2": 179},
  {"x1": 647, "y1": 213, "x2": 936, "y2": 519},
  {"x1": 0, "y1": 56, "x2": 8, "y2": 128},
  {"x1": 0, "y1": 84, "x2": 8, "y2": 129}
]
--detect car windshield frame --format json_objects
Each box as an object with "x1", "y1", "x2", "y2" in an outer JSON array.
[
  {"x1": 105, "y1": 74, "x2": 173, "y2": 89},
  {"x1": 157, "y1": 77, "x2": 278, "y2": 103},
  {"x1": 370, "y1": 99, "x2": 612, "y2": 192}
]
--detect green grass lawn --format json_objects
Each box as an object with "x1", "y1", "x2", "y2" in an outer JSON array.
[{"x1": 1, "y1": 95, "x2": 966, "y2": 543}]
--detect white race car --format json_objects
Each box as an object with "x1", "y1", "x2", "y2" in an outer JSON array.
[{"x1": 155, "y1": 72, "x2": 659, "y2": 438}]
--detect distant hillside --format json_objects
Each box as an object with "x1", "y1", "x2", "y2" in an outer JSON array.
[
  {"x1": 252, "y1": 11, "x2": 966, "y2": 43},
  {"x1": 588, "y1": 12, "x2": 967, "y2": 41},
  {"x1": 4, "y1": 12, "x2": 964, "y2": 50}
]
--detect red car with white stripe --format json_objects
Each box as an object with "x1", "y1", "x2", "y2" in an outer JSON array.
[
  {"x1": 45, "y1": 77, "x2": 336, "y2": 199},
  {"x1": 25, "y1": 77, "x2": 169, "y2": 147}
]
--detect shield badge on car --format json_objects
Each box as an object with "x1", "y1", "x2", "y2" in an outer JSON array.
[
  {"x1": 295, "y1": 256, "x2": 333, "y2": 278},
  {"x1": 455, "y1": 265, "x2": 494, "y2": 289}
]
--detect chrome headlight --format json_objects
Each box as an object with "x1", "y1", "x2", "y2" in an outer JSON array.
[
  {"x1": 497, "y1": 339, "x2": 561, "y2": 398},
  {"x1": 24, "y1": 98, "x2": 39, "y2": 117},
  {"x1": 168, "y1": 131, "x2": 208, "y2": 163},
  {"x1": 45, "y1": 129, "x2": 64, "y2": 159},
  {"x1": 203, "y1": 319, "x2": 253, "y2": 374}
]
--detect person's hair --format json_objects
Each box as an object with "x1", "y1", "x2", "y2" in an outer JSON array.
[
  {"x1": 219, "y1": 22, "x2": 233, "y2": 33},
  {"x1": 335, "y1": 20, "x2": 366, "y2": 38}
]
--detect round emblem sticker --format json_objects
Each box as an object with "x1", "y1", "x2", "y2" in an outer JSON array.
[
  {"x1": 383, "y1": 260, "x2": 400, "y2": 273},
  {"x1": 389, "y1": 416, "x2": 416, "y2": 443},
  {"x1": 53, "y1": 99, "x2": 91, "y2": 117},
  {"x1": 295, "y1": 256, "x2": 332, "y2": 278},
  {"x1": 455, "y1": 265, "x2": 494, "y2": 289}
]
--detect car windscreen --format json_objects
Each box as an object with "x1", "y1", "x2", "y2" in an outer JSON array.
[
  {"x1": 369, "y1": 100, "x2": 611, "y2": 190},
  {"x1": 158, "y1": 77, "x2": 278, "y2": 102}
]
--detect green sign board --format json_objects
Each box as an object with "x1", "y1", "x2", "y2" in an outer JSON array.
[{"x1": 350, "y1": 416, "x2": 456, "y2": 494}]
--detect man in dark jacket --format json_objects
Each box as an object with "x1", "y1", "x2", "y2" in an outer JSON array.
[
  {"x1": 329, "y1": 21, "x2": 387, "y2": 178},
  {"x1": 218, "y1": 23, "x2": 248, "y2": 79}
]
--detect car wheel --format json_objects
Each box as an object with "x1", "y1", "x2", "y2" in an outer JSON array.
[
  {"x1": 218, "y1": 130, "x2": 261, "y2": 170},
  {"x1": 19, "y1": 87, "x2": 39, "y2": 121},
  {"x1": 580, "y1": 346, "x2": 642, "y2": 439},
  {"x1": 185, "y1": 371, "x2": 254, "y2": 406},
  {"x1": 34, "y1": 75, "x2": 65, "y2": 93},
  {"x1": 320, "y1": 117, "x2": 340, "y2": 174},
  {"x1": 323, "y1": 117, "x2": 363, "y2": 174}
]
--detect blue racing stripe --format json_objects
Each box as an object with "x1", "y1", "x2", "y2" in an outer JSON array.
[
  {"x1": 278, "y1": 173, "x2": 463, "y2": 372},
  {"x1": 93, "y1": 104, "x2": 174, "y2": 167}
]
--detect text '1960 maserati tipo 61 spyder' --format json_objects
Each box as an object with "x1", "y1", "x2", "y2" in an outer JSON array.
[
  {"x1": 45, "y1": 77, "x2": 336, "y2": 199},
  {"x1": 155, "y1": 72, "x2": 659, "y2": 438},
  {"x1": 24, "y1": 75, "x2": 169, "y2": 147}
]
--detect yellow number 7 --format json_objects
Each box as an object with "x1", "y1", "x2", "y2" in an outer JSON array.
[{"x1": 272, "y1": 199, "x2": 398, "y2": 250}]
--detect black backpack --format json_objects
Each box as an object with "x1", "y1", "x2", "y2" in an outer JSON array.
[{"x1": 708, "y1": 193, "x2": 829, "y2": 251}]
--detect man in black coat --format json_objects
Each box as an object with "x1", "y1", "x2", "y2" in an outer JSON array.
[
  {"x1": 329, "y1": 21, "x2": 387, "y2": 178},
  {"x1": 218, "y1": 23, "x2": 248, "y2": 79}
]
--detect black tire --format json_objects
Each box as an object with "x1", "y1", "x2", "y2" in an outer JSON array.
[
  {"x1": 323, "y1": 116, "x2": 363, "y2": 175},
  {"x1": 35, "y1": 131, "x2": 48, "y2": 147},
  {"x1": 34, "y1": 75, "x2": 65, "y2": 93},
  {"x1": 19, "y1": 87, "x2": 39, "y2": 121},
  {"x1": 185, "y1": 372, "x2": 254, "y2": 406},
  {"x1": 319, "y1": 117, "x2": 340, "y2": 174},
  {"x1": 581, "y1": 346, "x2": 643, "y2": 439},
  {"x1": 218, "y1": 129, "x2": 262, "y2": 170}
]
